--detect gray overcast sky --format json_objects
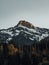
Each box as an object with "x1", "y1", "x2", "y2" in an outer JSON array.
[{"x1": 0, "y1": 0, "x2": 49, "y2": 29}]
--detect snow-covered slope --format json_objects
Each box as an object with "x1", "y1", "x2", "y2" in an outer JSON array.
[{"x1": 0, "y1": 20, "x2": 49, "y2": 45}]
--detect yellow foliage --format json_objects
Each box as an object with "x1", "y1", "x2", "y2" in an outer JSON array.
[
  {"x1": 42, "y1": 49, "x2": 47, "y2": 55},
  {"x1": 8, "y1": 44, "x2": 18, "y2": 55},
  {"x1": 32, "y1": 47, "x2": 35, "y2": 51},
  {"x1": 0, "y1": 45, "x2": 3, "y2": 51}
]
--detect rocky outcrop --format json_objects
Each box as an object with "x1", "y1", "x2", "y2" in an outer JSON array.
[{"x1": 17, "y1": 20, "x2": 35, "y2": 29}]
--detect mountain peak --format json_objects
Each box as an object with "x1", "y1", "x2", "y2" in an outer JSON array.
[
  {"x1": 0, "y1": 20, "x2": 49, "y2": 45},
  {"x1": 17, "y1": 20, "x2": 35, "y2": 29}
]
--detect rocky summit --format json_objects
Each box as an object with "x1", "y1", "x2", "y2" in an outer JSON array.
[{"x1": 17, "y1": 20, "x2": 35, "y2": 29}]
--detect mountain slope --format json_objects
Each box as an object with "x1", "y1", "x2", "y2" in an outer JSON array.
[{"x1": 0, "y1": 20, "x2": 49, "y2": 45}]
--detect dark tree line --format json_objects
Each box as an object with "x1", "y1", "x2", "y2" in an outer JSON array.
[{"x1": 0, "y1": 37, "x2": 49, "y2": 65}]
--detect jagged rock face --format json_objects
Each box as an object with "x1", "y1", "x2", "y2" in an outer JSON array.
[
  {"x1": 17, "y1": 20, "x2": 35, "y2": 29},
  {"x1": 0, "y1": 20, "x2": 49, "y2": 45}
]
